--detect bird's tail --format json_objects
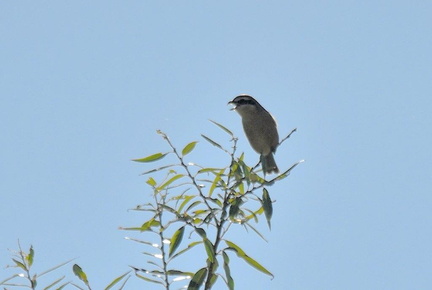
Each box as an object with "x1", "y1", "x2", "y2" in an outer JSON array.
[{"x1": 261, "y1": 153, "x2": 279, "y2": 174}]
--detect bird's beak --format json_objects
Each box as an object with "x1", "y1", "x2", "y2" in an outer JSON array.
[{"x1": 228, "y1": 100, "x2": 236, "y2": 110}]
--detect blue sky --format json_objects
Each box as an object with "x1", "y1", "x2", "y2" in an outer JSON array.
[{"x1": 1, "y1": 1, "x2": 432, "y2": 289}]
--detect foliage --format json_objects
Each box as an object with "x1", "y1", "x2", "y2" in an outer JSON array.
[
  {"x1": 125, "y1": 121, "x2": 301, "y2": 289},
  {"x1": 0, "y1": 241, "x2": 73, "y2": 289},
  {"x1": 1, "y1": 121, "x2": 301, "y2": 290},
  {"x1": 0, "y1": 242, "x2": 132, "y2": 289}
]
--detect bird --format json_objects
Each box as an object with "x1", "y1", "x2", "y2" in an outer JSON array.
[{"x1": 228, "y1": 94, "x2": 279, "y2": 174}]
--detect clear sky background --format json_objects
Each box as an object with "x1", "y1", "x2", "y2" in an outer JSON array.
[{"x1": 1, "y1": 1, "x2": 432, "y2": 289}]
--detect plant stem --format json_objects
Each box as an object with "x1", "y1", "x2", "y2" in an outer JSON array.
[
  {"x1": 155, "y1": 193, "x2": 171, "y2": 289},
  {"x1": 203, "y1": 138, "x2": 238, "y2": 290}
]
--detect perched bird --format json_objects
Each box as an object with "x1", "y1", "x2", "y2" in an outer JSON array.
[{"x1": 228, "y1": 94, "x2": 279, "y2": 174}]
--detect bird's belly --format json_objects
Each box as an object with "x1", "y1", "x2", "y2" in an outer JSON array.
[{"x1": 242, "y1": 121, "x2": 275, "y2": 155}]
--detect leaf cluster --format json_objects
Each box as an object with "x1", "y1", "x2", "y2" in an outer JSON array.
[
  {"x1": 1, "y1": 241, "x2": 74, "y2": 289},
  {"x1": 126, "y1": 122, "x2": 301, "y2": 289}
]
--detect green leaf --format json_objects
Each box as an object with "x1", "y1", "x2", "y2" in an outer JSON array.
[
  {"x1": 169, "y1": 226, "x2": 185, "y2": 257},
  {"x1": 243, "y1": 222, "x2": 268, "y2": 242},
  {"x1": 203, "y1": 212, "x2": 214, "y2": 223},
  {"x1": 0, "y1": 274, "x2": 20, "y2": 285},
  {"x1": 275, "y1": 160, "x2": 304, "y2": 180},
  {"x1": 250, "y1": 172, "x2": 266, "y2": 184},
  {"x1": 44, "y1": 276, "x2": 66, "y2": 289},
  {"x1": 135, "y1": 273, "x2": 165, "y2": 285},
  {"x1": 31, "y1": 277, "x2": 37, "y2": 288},
  {"x1": 131, "y1": 218, "x2": 160, "y2": 232},
  {"x1": 54, "y1": 283, "x2": 69, "y2": 290},
  {"x1": 225, "y1": 240, "x2": 273, "y2": 278},
  {"x1": 243, "y1": 208, "x2": 259, "y2": 223},
  {"x1": 73, "y1": 264, "x2": 89, "y2": 285},
  {"x1": 230, "y1": 161, "x2": 240, "y2": 178},
  {"x1": 208, "y1": 273, "x2": 218, "y2": 288},
  {"x1": 182, "y1": 141, "x2": 198, "y2": 156},
  {"x1": 209, "y1": 120, "x2": 233, "y2": 136},
  {"x1": 192, "y1": 209, "x2": 209, "y2": 216},
  {"x1": 238, "y1": 181, "x2": 245, "y2": 194},
  {"x1": 195, "y1": 228, "x2": 207, "y2": 239},
  {"x1": 157, "y1": 174, "x2": 184, "y2": 191},
  {"x1": 170, "y1": 241, "x2": 202, "y2": 260},
  {"x1": 185, "y1": 200, "x2": 202, "y2": 213},
  {"x1": 39, "y1": 258, "x2": 75, "y2": 277},
  {"x1": 160, "y1": 204, "x2": 178, "y2": 215},
  {"x1": 140, "y1": 164, "x2": 176, "y2": 175},
  {"x1": 166, "y1": 269, "x2": 195, "y2": 276},
  {"x1": 262, "y1": 188, "x2": 273, "y2": 230},
  {"x1": 178, "y1": 195, "x2": 196, "y2": 213},
  {"x1": 203, "y1": 238, "x2": 215, "y2": 263},
  {"x1": 12, "y1": 259, "x2": 26, "y2": 270},
  {"x1": 197, "y1": 167, "x2": 224, "y2": 174},
  {"x1": 105, "y1": 271, "x2": 131, "y2": 290},
  {"x1": 27, "y1": 245, "x2": 34, "y2": 267},
  {"x1": 146, "y1": 177, "x2": 157, "y2": 187},
  {"x1": 223, "y1": 251, "x2": 234, "y2": 290},
  {"x1": 229, "y1": 197, "x2": 243, "y2": 220},
  {"x1": 207, "y1": 197, "x2": 223, "y2": 207},
  {"x1": 132, "y1": 152, "x2": 168, "y2": 163},
  {"x1": 188, "y1": 267, "x2": 208, "y2": 290},
  {"x1": 208, "y1": 169, "x2": 224, "y2": 197},
  {"x1": 207, "y1": 257, "x2": 219, "y2": 273},
  {"x1": 201, "y1": 134, "x2": 223, "y2": 150},
  {"x1": 238, "y1": 159, "x2": 251, "y2": 184}
]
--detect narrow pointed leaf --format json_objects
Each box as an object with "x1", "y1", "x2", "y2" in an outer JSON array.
[
  {"x1": 188, "y1": 267, "x2": 207, "y2": 290},
  {"x1": 31, "y1": 276, "x2": 37, "y2": 288},
  {"x1": 201, "y1": 134, "x2": 223, "y2": 150},
  {"x1": 178, "y1": 195, "x2": 196, "y2": 213},
  {"x1": 209, "y1": 120, "x2": 233, "y2": 136},
  {"x1": 157, "y1": 174, "x2": 184, "y2": 191},
  {"x1": 170, "y1": 241, "x2": 202, "y2": 260},
  {"x1": 195, "y1": 228, "x2": 207, "y2": 239},
  {"x1": 262, "y1": 188, "x2": 273, "y2": 230},
  {"x1": 197, "y1": 167, "x2": 224, "y2": 174},
  {"x1": 139, "y1": 218, "x2": 160, "y2": 232},
  {"x1": 135, "y1": 273, "x2": 165, "y2": 285},
  {"x1": 208, "y1": 169, "x2": 224, "y2": 197},
  {"x1": 0, "y1": 274, "x2": 21, "y2": 285},
  {"x1": 208, "y1": 273, "x2": 218, "y2": 288},
  {"x1": 169, "y1": 226, "x2": 185, "y2": 257},
  {"x1": 27, "y1": 245, "x2": 34, "y2": 267},
  {"x1": 166, "y1": 270, "x2": 194, "y2": 276},
  {"x1": 44, "y1": 276, "x2": 66, "y2": 289},
  {"x1": 12, "y1": 259, "x2": 26, "y2": 270},
  {"x1": 225, "y1": 241, "x2": 273, "y2": 278},
  {"x1": 55, "y1": 283, "x2": 69, "y2": 290},
  {"x1": 132, "y1": 152, "x2": 168, "y2": 163},
  {"x1": 203, "y1": 238, "x2": 215, "y2": 263},
  {"x1": 275, "y1": 160, "x2": 304, "y2": 180},
  {"x1": 182, "y1": 141, "x2": 198, "y2": 156},
  {"x1": 229, "y1": 197, "x2": 243, "y2": 219},
  {"x1": 185, "y1": 200, "x2": 202, "y2": 213},
  {"x1": 39, "y1": 258, "x2": 75, "y2": 277},
  {"x1": 244, "y1": 222, "x2": 268, "y2": 242},
  {"x1": 223, "y1": 251, "x2": 234, "y2": 290},
  {"x1": 73, "y1": 264, "x2": 89, "y2": 285},
  {"x1": 105, "y1": 271, "x2": 131, "y2": 290},
  {"x1": 140, "y1": 164, "x2": 176, "y2": 175},
  {"x1": 238, "y1": 159, "x2": 251, "y2": 184}
]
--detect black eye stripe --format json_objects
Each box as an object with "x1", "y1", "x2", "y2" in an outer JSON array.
[{"x1": 238, "y1": 99, "x2": 255, "y2": 105}]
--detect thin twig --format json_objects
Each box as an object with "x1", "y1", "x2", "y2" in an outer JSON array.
[{"x1": 279, "y1": 127, "x2": 297, "y2": 147}]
